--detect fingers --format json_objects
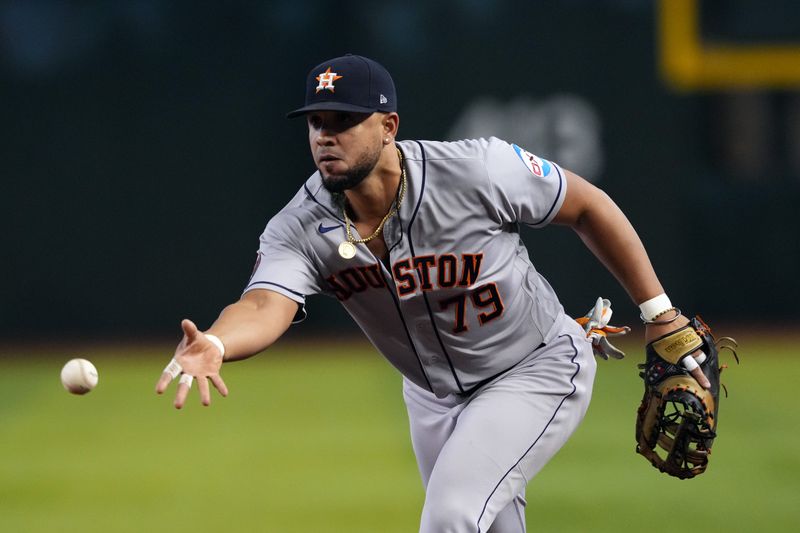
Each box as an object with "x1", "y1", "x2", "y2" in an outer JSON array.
[
  {"x1": 692, "y1": 351, "x2": 707, "y2": 365},
  {"x1": 689, "y1": 366, "x2": 711, "y2": 389},
  {"x1": 155, "y1": 372, "x2": 173, "y2": 394},
  {"x1": 174, "y1": 374, "x2": 227, "y2": 407},
  {"x1": 682, "y1": 353, "x2": 711, "y2": 389},
  {"x1": 160, "y1": 371, "x2": 228, "y2": 408},
  {"x1": 174, "y1": 374, "x2": 193, "y2": 409},
  {"x1": 197, "y1": 375, "x2": 211, "y2": 406},
  {"x1": 156, "y1": 357, "x2": 183, "y2": 394},
  {"x1": 210, "y1": 374, "x2": 229, "y2": 397},
  {"x1": 181, "y1": 319, "x2": 200, "y2": 343}
]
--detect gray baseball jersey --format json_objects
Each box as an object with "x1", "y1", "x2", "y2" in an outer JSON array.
[{"x1": 246, "y1": 137, "x2": 568, "y2": 399}]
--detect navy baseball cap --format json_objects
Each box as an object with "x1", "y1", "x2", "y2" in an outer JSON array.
[{"x1": 287, "y1": 54, "x2": 397, "y2": 118}]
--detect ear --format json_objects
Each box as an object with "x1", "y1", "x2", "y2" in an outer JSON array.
[{"x1": 381, "y1": 112, "x2": 400, "y2": 140}]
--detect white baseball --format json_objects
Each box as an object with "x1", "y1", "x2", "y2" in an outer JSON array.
[{"x1": 60, "y1": 358, "x2": 99, "y2": 395}]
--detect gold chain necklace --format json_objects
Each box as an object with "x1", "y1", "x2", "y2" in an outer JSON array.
[{"x1": 338, "y1": 148, "x2": 407, "y2": 259}]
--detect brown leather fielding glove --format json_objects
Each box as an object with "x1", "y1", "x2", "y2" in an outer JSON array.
[{"x1": 635, "y1": 317, "x2": 738, "y2": 479}]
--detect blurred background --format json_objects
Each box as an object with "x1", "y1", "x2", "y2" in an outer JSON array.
[
  {"x1": 3, "y1": 0, "x2": 799, "y2": 338},
  {"x1": 1, "y1": 1, "x2": 799, "y2": 532}
]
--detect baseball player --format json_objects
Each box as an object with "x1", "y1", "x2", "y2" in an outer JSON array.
[{"x1": 156, "y1": 54, "x2": 709, "y2": 532}]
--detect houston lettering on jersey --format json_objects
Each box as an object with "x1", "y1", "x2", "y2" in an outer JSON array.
[
  {"x1": 325, "y1": 253, "x2": 484, "y2": 301},
  {"x1": 325, "y1": 263, "x2": 386, "y2": 300}
]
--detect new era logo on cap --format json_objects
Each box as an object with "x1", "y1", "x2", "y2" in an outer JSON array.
[{"x1": 287, "y1": 54, "x2": 397, "y2": 118}]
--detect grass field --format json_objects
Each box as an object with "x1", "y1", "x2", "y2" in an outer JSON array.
[{"x1": 0, "y1": 333, "x2": 797, "y2": 532}]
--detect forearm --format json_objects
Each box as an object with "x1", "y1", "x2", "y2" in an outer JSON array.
[
  {"x1": 571, "y1": 189, "x2": 663, "y2": 306},
  {"x1": 204, "y1": 290, "x2": 298, "y2": 362}
]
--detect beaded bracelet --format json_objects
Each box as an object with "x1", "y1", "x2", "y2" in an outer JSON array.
[{"x1": 640, "y1": 307, "x2": 682, "y2": 325}]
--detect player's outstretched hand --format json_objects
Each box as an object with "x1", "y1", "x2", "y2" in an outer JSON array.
[
  {"x1": 155, "y1": 319, "x2": 229, "y2": 409},
  {"x1": 644, "y1": 313, "x2": 711, "y2": 389}
]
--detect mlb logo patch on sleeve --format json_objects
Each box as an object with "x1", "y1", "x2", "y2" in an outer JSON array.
[{"x1": 512, "y1": 144, "x2": 552, "y2": 178}]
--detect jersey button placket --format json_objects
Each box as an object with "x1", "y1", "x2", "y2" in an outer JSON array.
[{"x1": 383, "y1": 217, "x2": 404, "y2": 283}]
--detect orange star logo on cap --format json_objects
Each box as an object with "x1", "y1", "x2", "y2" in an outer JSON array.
[{"x1": 315, "y1": 67, "x2": 343, "y2": 93}]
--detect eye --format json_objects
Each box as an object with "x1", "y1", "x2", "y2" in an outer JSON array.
[
  {"x1": 308, "y1": 115, "x2": 323, "y2": 129},
  {"x1": 337, "y1": 112, "x2": 353, "y2": 124}
]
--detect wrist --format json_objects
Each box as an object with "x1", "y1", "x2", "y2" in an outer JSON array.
[
  {"x1": 204, "y1": 333, "x2": 226, "y2": 360},
  {"x1": 643, "y1": 312, "x2": 690, "y2": 342},
  {"x1": 639, "y1": 294, "x2": 673, "y2": 322}
]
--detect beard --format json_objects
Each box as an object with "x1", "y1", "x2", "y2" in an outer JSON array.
[{"x1": 320, "y1": 145, "x2": 382, "y2": 194}]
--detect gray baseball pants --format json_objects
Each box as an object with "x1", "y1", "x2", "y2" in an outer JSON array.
[{"x1": 403, "y1": 315, "x2": 597, "y2": 533}]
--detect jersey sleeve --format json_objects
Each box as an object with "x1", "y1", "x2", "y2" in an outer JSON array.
[
  {"x1": 484, "y1": 137, "x2": 567, "y2": 228},
  {"x1": 244, "y1": 216, "x2": 323, "y2": 323}
]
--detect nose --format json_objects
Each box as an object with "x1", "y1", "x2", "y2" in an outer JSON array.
[{"x1": 315, "y1": 128, "x2": 335, "y2": 146}]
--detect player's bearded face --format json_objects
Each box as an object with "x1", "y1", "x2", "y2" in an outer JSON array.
[
  {"x1": 318, "y1": 144, "x2": 382, "y2": 193},
  {"x1": 308, "y1": 111, "x2": 383, "y2": 193}
]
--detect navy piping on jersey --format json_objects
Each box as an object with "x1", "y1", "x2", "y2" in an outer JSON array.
[
  {"x1": 529, "y1": 163, "x2": 564, "y2": 227},
  {"x1": 305, "y1": 176, "x2": 405, "y2": 250},
  {"x1": 303, "y1": 181, "x2": 353, "y2": 282},
  {"x1": 303, "y1": 158, "x2": 430, "y2": 390},
  {"x1": 475, "y1": 333, "x2": 581, "y2": 533},
  {"x1": 406, "y1": 140, "x2": 466, "y2": 394},
  {"x1": 304, "y1": 182, "x2": 346, "y2": 224},
  {"x1": 246, "y1": 280, "x2": 306, "y2": 298},
  {"x1": 377, "y1": 265, "x2": 434, "y2": 392},
  {"x1": 386, "y1": 204, "x2": 405, "y2": 254}
]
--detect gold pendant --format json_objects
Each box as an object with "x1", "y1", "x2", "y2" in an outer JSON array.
[{"x1": 338, "y1": 241, "x2": 356, "y2": 259}]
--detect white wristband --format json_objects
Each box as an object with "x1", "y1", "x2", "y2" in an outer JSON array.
[
  {"x1": 204, "y1": 334, "x2": 226, "y2": 359},
  {"x1": 639, "y1": 294, "x2": 672, "y2": 322}
]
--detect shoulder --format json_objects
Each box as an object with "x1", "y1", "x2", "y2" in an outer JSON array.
[
  {"x1": 398, "y1": 137, "x2": 511, "y2": 163},
  {"x1": 263, "y1": 172, "x2": 335, "y2": 238},
  {"x1": 398, "y1": 137, "x2": 523, "y2": 191}
]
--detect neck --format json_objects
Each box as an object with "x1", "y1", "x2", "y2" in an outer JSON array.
[{"x1": 344, "y1": 144, "x2": 402, "y2": 222}]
